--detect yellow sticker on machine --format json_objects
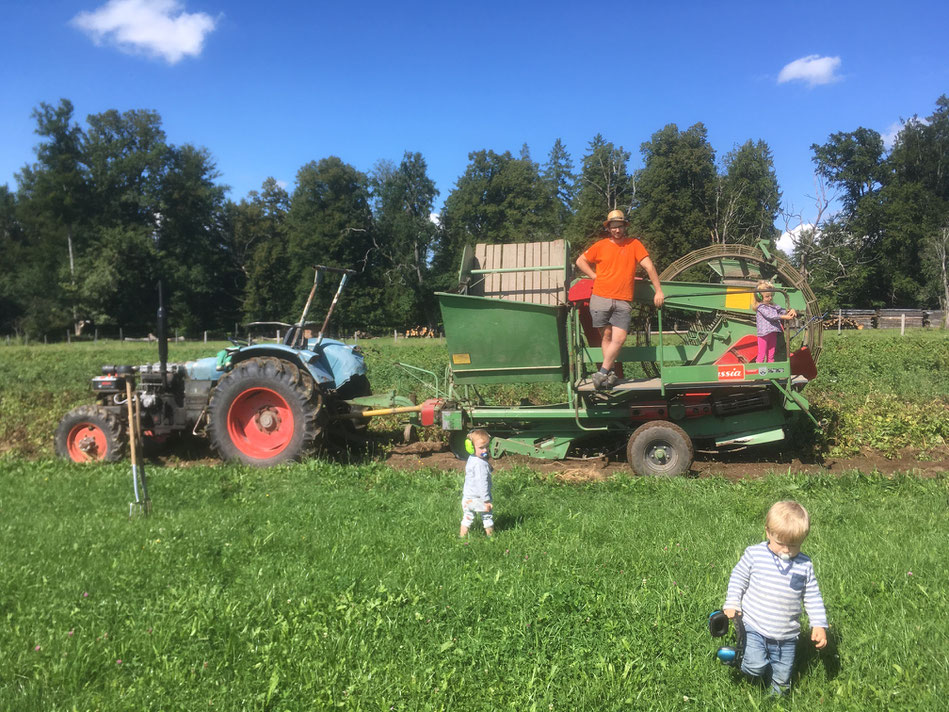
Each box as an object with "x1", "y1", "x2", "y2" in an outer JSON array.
[
  {"x1": 452, "y1": 353, "x2": 471, "y2": 365},
  {"x1": 724, "y1": 287, "x2": 755, "y2": 310}
]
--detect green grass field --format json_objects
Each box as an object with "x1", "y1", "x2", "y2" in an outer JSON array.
[
  {"x1": 0, "y1": 331, "x2": 947, "y2": 709},
  {"x1": 0, "y1": 461, "x2": 946, "y2": 710}
]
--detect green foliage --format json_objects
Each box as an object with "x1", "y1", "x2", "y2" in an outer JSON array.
[
  {"x1": 370, "y1": 152, "x2": 440, "y2": 327},
  {"x1": 808, "y1": 95, "x2": 949, "y2": 309},
  {"x1": 717, "y1": 140, "x2": 781, "y2": 244},
  {"x1": 631, "y1": 123, "x2": 718, "y2": 268},
  {"x1": 0, "y1": 462, "x2": 946, "y2": 710},
  {"x1": 229, "y1": 178, "x2": 294, "y2": 323},
  {"x1": 542, "y1": 138, "x2": 576, "y2": 237},
  {"x1": 286, "y1": 157, "x2": 385, "y2": 329},
  {"x1": 567, "y1": 134, "x2": 634, "y2": 245},
  {"x1": 434, "y1": 149, "x2": 556, "y2": 287},
  {"x1": 806, "y1": 330, "x2": 949, "y2": 456}
]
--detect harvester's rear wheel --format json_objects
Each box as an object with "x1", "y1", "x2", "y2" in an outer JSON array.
[
  {"x1": 55, "y1": 405, "x2": 125, "y2": 463},
  {"x1": 626, "y1": 421, "x2": 693, "y2": 477},
  {"x1": 208, "y1": 357, "x2": 323, "y2": 466}
]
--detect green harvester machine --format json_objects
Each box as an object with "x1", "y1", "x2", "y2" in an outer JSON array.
[{"x1": 414, "y1": 238, "x2": 823, "y2": 476}]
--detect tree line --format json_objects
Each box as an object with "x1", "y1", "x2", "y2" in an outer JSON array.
[{"x1": 1, "y1": 96, "x2": 946, "y2": 338}]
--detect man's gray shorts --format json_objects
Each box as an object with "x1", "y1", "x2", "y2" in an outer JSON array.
[{"x1": 589, "y1": 294, "x2": 633, "y2": 331}]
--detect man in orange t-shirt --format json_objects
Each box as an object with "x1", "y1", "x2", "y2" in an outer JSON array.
[{"x1": 575, "y1": 209, "x2": 665, "y2": 389}]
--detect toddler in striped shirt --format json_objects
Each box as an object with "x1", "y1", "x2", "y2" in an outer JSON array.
[{"x1": 723, "y1": 500, "x2": 828, "y2": 694}]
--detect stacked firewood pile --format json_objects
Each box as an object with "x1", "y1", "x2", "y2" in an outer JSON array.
[
  {"x1": 823, "y1": 310, "x2": 874, "y2": 329},
  {"x1": 404, "y1": 326, "x2": 441, "y2": 338}
]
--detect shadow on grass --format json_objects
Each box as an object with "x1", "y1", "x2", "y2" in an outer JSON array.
[
  {"x1": 794, "y1": 626, "x2": 842, "y2": 684},
  {"x1": 491, "y1": 512, "x2": 528, "y2": 533}
]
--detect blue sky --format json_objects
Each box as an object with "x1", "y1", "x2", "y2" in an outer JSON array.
[{"x1": 2, "y1": 0, "x2": 947, "y2": 249}]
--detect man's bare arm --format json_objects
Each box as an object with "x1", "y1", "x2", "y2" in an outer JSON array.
[
  {"x1": 640, "y1": 256, "x2": 665, "y2": 308},
  {"x1": 575, "y1": 254, "x2": 597, "y2": 280}
]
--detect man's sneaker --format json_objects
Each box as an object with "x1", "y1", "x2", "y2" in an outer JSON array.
[
  {"x1": 591, "y1": 370, "x2": 609, "y2": 390},
  {"x1": 605, "y1": 370, "x2": 620, "y2": 388}
]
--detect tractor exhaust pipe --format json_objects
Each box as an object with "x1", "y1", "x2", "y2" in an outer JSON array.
[{"x1": 157, "y1": 281, "x2": 168, "y2": 387}]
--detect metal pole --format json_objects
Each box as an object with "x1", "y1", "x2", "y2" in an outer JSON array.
[
  {"x1": 901, "y1": 312, "x2": 906, "y2": 336},
  {"x1": 838, "y1": 309, "x2": 841, "y2": 335}
]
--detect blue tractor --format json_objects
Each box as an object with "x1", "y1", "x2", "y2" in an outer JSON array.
[{"x1": 55, "y1": 267, "x2": 373, "y2": 466}]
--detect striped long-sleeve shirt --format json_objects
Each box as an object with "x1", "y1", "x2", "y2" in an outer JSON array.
[{"x1": 724, "y1": 542, "x2": 827, "y2": 640}]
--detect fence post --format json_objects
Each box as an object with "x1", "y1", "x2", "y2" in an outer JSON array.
[
  {"x1": 837, "y1": 309, "x2": 842, "y2": 335},
  {"x1": 204, "y1": 331, "x2": 207, "y2": 343},
  {"x1": 901, "y1": 312, "x2": 906, "y2": 336},
  {"x1": 94, "y1": 328, "x2": 98, "y2": 343},
  {"x1": 394, "y1": 329, "x2": 397, "y2": 343}
]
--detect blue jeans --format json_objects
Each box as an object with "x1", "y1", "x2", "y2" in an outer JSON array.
[{"x1": 741, "y1": 627, "x2": 797, "y2": 694}]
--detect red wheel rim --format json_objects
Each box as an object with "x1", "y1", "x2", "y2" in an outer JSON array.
[
  {"x1": 226, "y1": 387, "x2": 295, "y2": 459},
  {"x1": 66, "y1": 422, "x2": 108, "y2": 462}
]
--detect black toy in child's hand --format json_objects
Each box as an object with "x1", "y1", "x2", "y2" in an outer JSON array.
[{"x1": 708, "y1": 609, "x2": 746, "y2": 666}]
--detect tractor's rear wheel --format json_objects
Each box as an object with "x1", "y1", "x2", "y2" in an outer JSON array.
[
  {"x1": 208, "y1": 357, "x2": 323, "y2": 466},
  {"x1": 626, "y1": 421, "x2": 693, "y2": 477},
  {"x1": 55, "y1": 405, "x2": 125, "y2": 463}
]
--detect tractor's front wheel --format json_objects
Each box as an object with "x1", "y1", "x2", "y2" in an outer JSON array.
[
  {"x1": 626, "y1": 421, "x2": 693, "y2": 477},
  {"x1": 208, "y1": 358, "x2": 323, "y2": 466},
  {"x1": 55, "y1": 405, "x2": 125, "y2": 463}
]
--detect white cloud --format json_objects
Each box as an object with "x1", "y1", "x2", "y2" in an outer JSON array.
[
  {"x1": 777, "y1": 224, "x2": 817, "y2": 254},
  {"x1": 429, "y1": 212, "x2": 440, "y2": 226},
  {"x1": 881, "y1": 121, "x2": 902, "y2": 150},
  {"x1": 777, "y1": 55, "x2": 842, "y2": 87},
  {"x1": 72, "y1": 0, "x2": 218, "y2": 64}
]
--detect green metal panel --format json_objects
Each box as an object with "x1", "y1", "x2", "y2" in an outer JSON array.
[
  {"x1": 490, "y1": 435, "x2": 573, "y2": 459},
  {"x1": 436, "y1": 292, "x2": 569, "y2": 384}
]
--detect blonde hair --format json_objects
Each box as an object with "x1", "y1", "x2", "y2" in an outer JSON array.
[
  {"x1": 468, "y1": 428, "x2": 491, "y2": 445},
  {"x1": 756, "y1": 280, "x2": 773, "y2": 304},
  {"x1": 766, "y1": 500, "x2": 810, "y2": 543}
]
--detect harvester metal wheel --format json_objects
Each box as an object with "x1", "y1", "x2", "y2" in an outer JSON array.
[
  {"x1": 55, "y1": 405, "x2": 125, "y2": 463},
  {"x1": 626, "y1": 421, "x2": 693, "y2": 477},
  {"x1": 632, "y1": 244, "x2": 823, "y2": 377},
  {"x1": 208, "y1": 357, "x2": 323, "y2": 466}
]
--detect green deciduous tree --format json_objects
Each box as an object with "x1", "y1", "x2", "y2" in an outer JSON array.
[
  {"x1": 371, "y1": 152, "x2": 439, "y2": 327},
  {"x1": 83, "y1": 108, "x2": 169, "y2": 229},
  {"x1": 231, "y1": 178, "x2": 293, "y2": 324},
  {"x1": 287, "y1": 157, "x2": 379, "y2": 330},
  {"x1": 13, "y1": 99, "x2": 90, "y2": 335},
  {"x1": 157, "y1": 143, "x2": 236, "y2": 333},
  {"x1": 713, "y1": 140, "x2": 781, "y2": 244},
  {"x1": 434, "y1": 149, "x2": 554, "y2": 289},
  {"x1": 631, "y1": 123, "x2": 716, "y2": 269},
  {"x1": 568, "y1": 134, "x2": 633, "y2": 246}
]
